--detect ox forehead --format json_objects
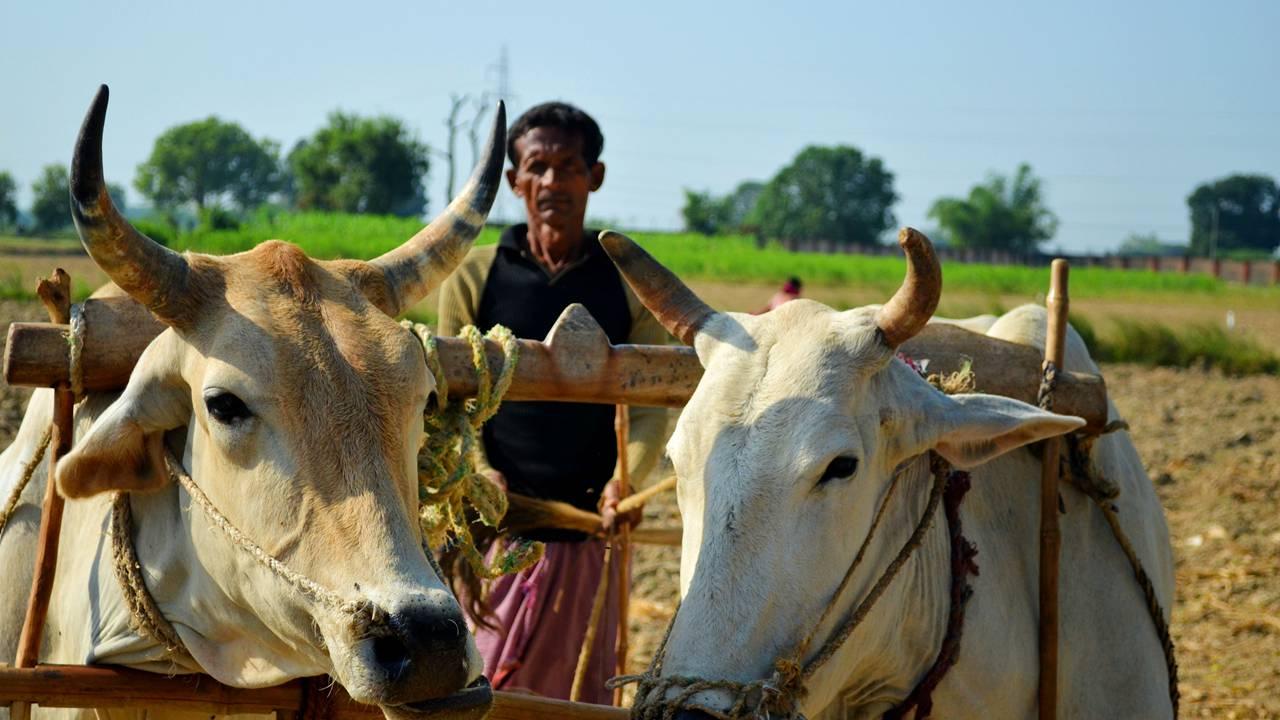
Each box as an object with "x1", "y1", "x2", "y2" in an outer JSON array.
[{"x1": 0, "y1": 84, "x2": 510, "y2": 716}]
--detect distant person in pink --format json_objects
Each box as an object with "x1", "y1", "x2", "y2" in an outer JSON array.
[{"x1": 757, "y1": 276, "x2": 803, "y2": 313}]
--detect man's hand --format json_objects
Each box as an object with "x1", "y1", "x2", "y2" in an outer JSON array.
[{"x1": 599, "y1": 477, "x2": 643, "y2": 534}]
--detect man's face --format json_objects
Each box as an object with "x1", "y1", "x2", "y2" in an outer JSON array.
[{"x1": 507, "y1": 126, "x2": 605, "y2": 231}]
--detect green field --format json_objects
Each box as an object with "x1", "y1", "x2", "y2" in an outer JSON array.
[
  {"x1": 143, "y1": 211, "x2": 1276, "y2": 302},
  {"x1": 4, "y1": 212, "x2": 1278, "y2": 374}
]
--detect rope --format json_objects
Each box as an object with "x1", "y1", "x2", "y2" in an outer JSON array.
[
  {"x1": 1042, "y1": 360, "x2": 1178, "y2": 717},
  {"x1": 615, "y1": 454, "x2": 954, "y2": 720},
  {"x1": 110, "y1": 492, "x2": 196, "y2": 663},
  {"x1": 0, "y1": 426, "x2": 53, "y2": 539},
  {"x1": 1095, "y1": 501, "x2": 1179, "y2": 716},
  {"x1": 403, "y1": 321, "x2": 543, "y2": 579},
  {"x1": 163, "y1": 452, "x2": 392, "y2": 639},
  {"x1": 67, "y1": 303, "x2": 86, "y2": 398}
]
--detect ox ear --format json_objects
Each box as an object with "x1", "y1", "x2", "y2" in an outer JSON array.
[
  {"x1": 57, "y1": 337, "x2": 190, "y2": 499},
  {"x1": 925, "y1": 393, "x2": 1086, "y2": 469}
]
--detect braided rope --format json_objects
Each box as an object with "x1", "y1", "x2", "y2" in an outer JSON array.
[
  {"x1": 1095, "y1": 500, "x2": 1179, "y2": 716},
  {"x1": 163, "y1": 452, "x2": 391, "y2": 639},
  {"x1": 403, "y1": 322, "x2": 543, "y2": 579},
  {"x1": 0, "y1": 422, "x2": 52, "y2": 535},
  {"x1": 0, "y1": 425, "x2": 53, "y2": 539},
  {"x1": 110, "y1": 492, "x2": 196, "y2": 663},
  {"x1": 1041, "y1": 361, "x2": 1178, "y2": 717},
  {"x1": 67, "y1": 303, "x2": 86, "y2": 398},
  {"x1": 615, "y1": 454, "x2": 953, "y2": 720}
]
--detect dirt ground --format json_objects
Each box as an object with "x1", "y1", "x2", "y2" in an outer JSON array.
[{"x1": 1, "y1": 298, "x2": 1276, "y2": 717}]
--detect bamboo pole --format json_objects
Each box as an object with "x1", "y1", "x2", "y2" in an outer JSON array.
[
  {"x1": 570, "y1": 540, "x2": 613, "y2": 702},
  {"x1": 0, "y1": 665, "x2": 631, "y2": 720},
  {"x1": 11, "y1": 270, "x2": 74, "y2": 720},
  {"x1": 503, "y1": 493, "x2": 681, "y2": 546},
  {"x1": 616, "y1": 475, "x2": 676, "y2": 516},
  {"x1": 1038, "y1": 259, "x2": 1070, "y2": 720},
  {"x1": 613, "y1": 405, "x2": 633, "y2": 706}
]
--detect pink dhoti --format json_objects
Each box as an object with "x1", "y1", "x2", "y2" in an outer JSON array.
[{"x1": 470, "y1": 538, "x2": 620, "y2": 704}]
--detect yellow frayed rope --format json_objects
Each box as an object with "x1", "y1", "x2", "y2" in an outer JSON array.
[{"x1": 402, "y1": 321, "x2": 544, "y2": 580}]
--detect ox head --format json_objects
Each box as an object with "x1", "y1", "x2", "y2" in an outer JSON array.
[
  {"x1": 600, "y1": 229, "x2": 1085, "y2": 716},
  {"x1": 55, "y1": 86, "x2": 500, "y2": 715}
]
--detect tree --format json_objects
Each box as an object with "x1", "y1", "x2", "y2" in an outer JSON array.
[
  {"x1": 29, "y1": 165, "x2": 127, "y2": 234},
  {"x1": 681, "y1": 181, "x2": 765, "y2": 236},
  {"x1": 1187, "y1": 174, "x2": 1280, "y2": 256},
  {"x1": 30, "y1": 164, "x2": 70, "y2": 233},
  {"x1": 288, "y1": 112, "x2": 430, "y2": 217},
  {"x1": 928, "y1": 164, "x2": 1058, "y2": 254},
  {"x1": 0, "y1": 171, "x2": 17, "y2": 229},
  {"x1": 681, "y1": 190, "x2": 726, "y2": 235},
  {"x1": 135, "y1": 117, "x2": 281, "y2": 212},
  {"x1": 723, "y1": 181, "x2": 764, "y2": 231},
  {"x1": 752, "y1": 146, "x2": 897, "y2": 246}
]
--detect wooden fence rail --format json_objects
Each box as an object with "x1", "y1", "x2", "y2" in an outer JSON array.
[{"x1": 0, "y1": 665, "x2": 628, "y2": 720}]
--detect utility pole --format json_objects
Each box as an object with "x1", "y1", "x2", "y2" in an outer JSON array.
[{"x1": 436, "y1": 94, "x2": 468, "y2": 208}]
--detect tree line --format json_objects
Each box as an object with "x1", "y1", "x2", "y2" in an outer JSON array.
[
  {"x1": 0, "y1": 107, "x2": 457, "y2": 238},
  {"x1": 682, "y1": 148, "x2": 1280, "y2": 258}
]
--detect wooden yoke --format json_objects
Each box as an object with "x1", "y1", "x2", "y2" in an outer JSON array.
[{"x1": 5, "y1": 298, "x2": 1111, "y2": 430}]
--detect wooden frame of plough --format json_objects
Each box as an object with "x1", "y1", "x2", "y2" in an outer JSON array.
[{"x1": 1, "y1": 266, "x2": 1087, "y2": 719}]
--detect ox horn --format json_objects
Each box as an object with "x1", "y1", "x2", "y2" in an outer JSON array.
[
  {"x1": 598, "y1": 231, "x2": 716, "y2": 345},
  {"x1": 875, "y1": 227, "x2": 942, "y2": 347},
  {"x1": 72, "y1": 85, "x2": 195, "y2": 327},
  {"x1": 369, "y1": 101, "x2": 506, "y2": 316}
]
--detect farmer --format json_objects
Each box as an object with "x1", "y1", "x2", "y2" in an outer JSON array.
[{"x1": 437, "y1": 101, "x2": 669, "y2": 703}]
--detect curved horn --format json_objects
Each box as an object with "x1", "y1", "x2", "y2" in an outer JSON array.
[
  {"x1": 598, "y1": 231, "x2": 715, "y2": 345},
  {"x1": 72, "y1": 85, "x2": 194, "y2": 327},
  {"x1": 370, "y1": 101, "x2": 506, "y2": 316},
  {"x1": 875, "y1": 227, "x2": 942, "y2": 347}
]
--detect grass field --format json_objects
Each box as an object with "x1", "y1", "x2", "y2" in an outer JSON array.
[
  {"x1": 4, "y1": 213, "x2": 1278, "y2": 373},
  {"x1": 155, "y1": 212, "x2": 1280, "y2": 301}
]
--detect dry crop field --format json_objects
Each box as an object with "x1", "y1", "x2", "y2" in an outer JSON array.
[{"x1": 1, "y1": 293, "x2": 1276, "y2": 717}]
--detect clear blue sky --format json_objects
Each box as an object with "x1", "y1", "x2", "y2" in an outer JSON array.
[{"x1": 3, "y1": 0, "x2": 1277, "y2": 252}]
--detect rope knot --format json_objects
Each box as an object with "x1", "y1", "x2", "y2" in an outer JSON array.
[{"x1": 402, "y1": 321, "x2": 544, "y2": 580}]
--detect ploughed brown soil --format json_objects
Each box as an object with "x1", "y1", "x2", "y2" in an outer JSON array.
[{"x1": 0, "y1": 297, "x2": 1275, "y2": 717}]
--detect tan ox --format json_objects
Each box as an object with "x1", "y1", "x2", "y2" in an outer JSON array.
[
  {"x1": 0, "y1": 86, "x2": 504, "y2": 719},
  {"x1": 601, "y1": 230, "x2": 1175, "y2": 719}
]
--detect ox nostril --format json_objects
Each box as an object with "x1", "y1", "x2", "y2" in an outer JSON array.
[{"x1": 372, "y1": 634, "x2": 412, "y2": 680}]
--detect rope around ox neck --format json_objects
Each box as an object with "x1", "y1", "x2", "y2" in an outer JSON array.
[{"x1": 614, "y1": 453, "x2": 957, "y2": 720}]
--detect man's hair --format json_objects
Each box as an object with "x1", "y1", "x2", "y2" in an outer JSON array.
[{"x1": 507, "y1": 101, "x2": 604, "y2": 167}]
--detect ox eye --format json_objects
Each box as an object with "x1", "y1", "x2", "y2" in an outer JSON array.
[
  {"x1": 819, "y1": 456, "x2": 859, "y2": 484},
  {"x1": 205, "y1": 391, "x2": 252, "y2": 424}
]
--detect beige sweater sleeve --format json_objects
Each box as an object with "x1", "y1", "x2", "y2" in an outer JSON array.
[
  {"x1": 616, "y1": 285, "x2": 674, "y2": 490},
  {"x1": 437, "y1": 245, "x2": 499, "y2": 475}
]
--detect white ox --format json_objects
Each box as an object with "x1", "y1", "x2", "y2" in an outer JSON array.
[
  {"x1": 600, "y1": 230, "x2": 1175, "y2": 719},
  {"x1": 0, "y1": 87, "x2": 504, "y2": 719}
]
